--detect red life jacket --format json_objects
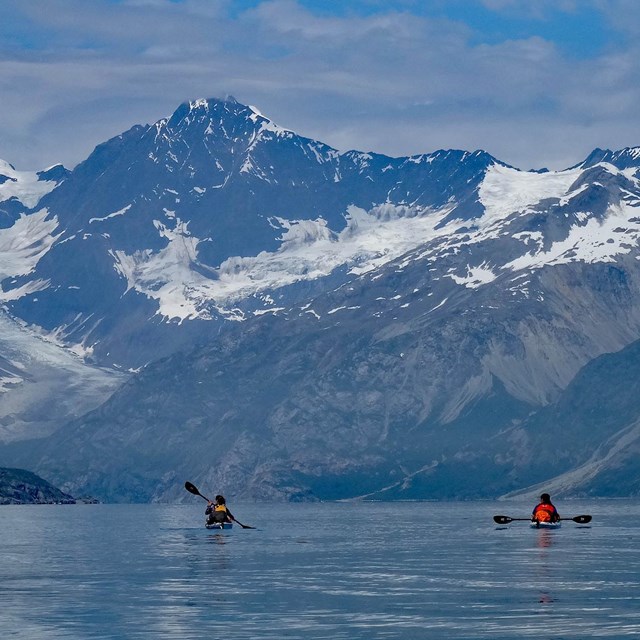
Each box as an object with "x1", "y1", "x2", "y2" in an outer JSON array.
[{"x1": 533, "y1": 503, "x2": 557, "y2": 522}]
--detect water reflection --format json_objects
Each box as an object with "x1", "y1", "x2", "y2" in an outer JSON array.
[
  {"x1": 536, "y1": 528, "x2": 554, "y2": 549},
  {"x1": 534, "y1": 528, "x2": 556, "y2": 606}
]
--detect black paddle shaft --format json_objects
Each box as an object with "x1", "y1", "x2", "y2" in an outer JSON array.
[{"x1": 493, "y1": 515, "x2": 530, "y2": 524}]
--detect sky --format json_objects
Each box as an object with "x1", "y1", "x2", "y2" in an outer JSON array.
[{"x1": 0, "y1": 0, "x2": 639, "y2": 171}]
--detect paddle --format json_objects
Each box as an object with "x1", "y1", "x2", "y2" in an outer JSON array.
[
  {"x1": 184, "y1": 481, "x2": 255, "y2": 529},
  {"x1": 493, "y1": 514, "x2": 592, "y2": 525}
]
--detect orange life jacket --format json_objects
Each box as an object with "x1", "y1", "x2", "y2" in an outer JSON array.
[{"x1": 533, "y1": 503, "x2": 557, "y2": 522}]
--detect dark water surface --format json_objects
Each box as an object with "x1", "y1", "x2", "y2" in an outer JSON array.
[{"x1": 1, "y1": 500, "x2": 639, "y2": 639}]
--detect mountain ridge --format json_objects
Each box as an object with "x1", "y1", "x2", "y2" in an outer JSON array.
[{"x1": 1, "y1": 96, "x2": 640, "y2": 501}]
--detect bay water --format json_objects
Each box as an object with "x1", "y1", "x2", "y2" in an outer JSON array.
[{"x1": 1, "y1": 500, "x2": 639, "y2": 639}]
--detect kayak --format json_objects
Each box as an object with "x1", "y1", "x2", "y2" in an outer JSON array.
[
  {"x1": 205, "y1": 521, "x2": 233, "y2": 530},
  {"x1": 530, "y1": 521, "x2": 561, "y2": 529}
]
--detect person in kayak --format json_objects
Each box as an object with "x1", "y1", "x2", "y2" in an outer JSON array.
[
  {"x1": 205, "y1": 494, "x2": 236, "y2": 526},
  {"x1": 532, "y1": 493, "x2": 560, "y2": 523}
]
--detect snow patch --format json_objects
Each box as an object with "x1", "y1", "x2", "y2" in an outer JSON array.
[
  {"x1": 111, "y1": 217, "x2": 206, "y2": 321},
  {"x1": 448, "y1": 263, "x2": 497, "y2": 289},
  {"x1": 89, "y1": 205, "x2": 131, "y2": 224},
  {"x1": 506, "y1": 201, "x2": 640, "y2": 270},
  {"x1": 0, "y1": 161, "x2": 58, "y2": 207},
  {"x1": 479, "y1": 164, "x2": 582, "y2": 228},
  {"x1": 109, "y1": 203, "x2": 458, "y2": 321},
  {"x1": 0, "y1": 208, "x2": 60, "y2": 288}
]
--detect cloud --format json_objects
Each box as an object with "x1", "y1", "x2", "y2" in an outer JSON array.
[
  {"x1": 480, "y1": 0, "x2": 582, "y2": 18},
  {"x1": 0, "y1": 0, "x2": 638, "y2": 171},
  {"x1": 596, "y1": 0, "x2": 640, "y2": 37}
]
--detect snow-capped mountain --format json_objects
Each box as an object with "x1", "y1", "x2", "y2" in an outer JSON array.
[
  {"x1": 1, "y1": 97, "x2": 498, "y2": 368},
  {"x1": 2, "y1": 96, "x2": 640, "y2": 501}
]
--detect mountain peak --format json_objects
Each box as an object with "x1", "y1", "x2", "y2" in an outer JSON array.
[
  {"x1": 581, "y1": 146, "x2": 640, "y2": 170},
  {"x1": 166, "y1": 96, "x2": 257, "y2": 130},
  {"x1": 37, "y1": 164, "x2": 70, "y2": 183},
  {"x1": 187, "y1": 95, "x2": 239, "y2": 110}
]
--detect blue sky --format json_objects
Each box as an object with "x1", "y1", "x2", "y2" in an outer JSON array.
[{"x1": 0, "y1": 0, "x2": 638, "y2": 170}]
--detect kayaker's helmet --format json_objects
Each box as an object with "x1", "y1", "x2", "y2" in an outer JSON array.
[
  {"x1": 215, "y1": 494, "x2": 226, "y2": 505},
  {"x1": 540, "y1": 493, "x2": 551, "y2": 503}
]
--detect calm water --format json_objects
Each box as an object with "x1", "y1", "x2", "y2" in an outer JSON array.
[{"x1": 1, "y1": 500, "x2": 639, "y2": 639}]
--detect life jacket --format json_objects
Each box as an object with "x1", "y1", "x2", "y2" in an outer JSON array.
[
  {"x1": 206, "y1": 503, "x2": 229, "y2": 524},
  {"x1": 533, "y1": 503, "x2": 557, "y2": 522}
]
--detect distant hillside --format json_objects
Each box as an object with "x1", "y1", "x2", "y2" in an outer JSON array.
[{"x1": 0, "y1": 467, "x2": 75, "y2": 504}]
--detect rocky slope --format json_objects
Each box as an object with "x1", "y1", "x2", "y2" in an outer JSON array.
[
  {"x1": 503, "y1": 337, "x2": 640, "y2": 499},
  {"x1": 8, "y1": 256, "x2": 640, "y2": 502}
]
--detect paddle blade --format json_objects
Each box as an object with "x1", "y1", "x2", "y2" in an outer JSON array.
[
  {"x1": 571, "y1": 514, "x2": 592, "y2": 524},
  {"x1": 493, "y1": 515, "x2": 513, "y2": 524},
  {"x1": 184, "y1": 481, "x2": 204, "y2": 498},
  {"x1": 184, "y1": 481, "x2": 199, "y2": 494}
]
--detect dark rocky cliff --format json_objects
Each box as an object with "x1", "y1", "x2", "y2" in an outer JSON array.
[{"x1": 0, "y1": 467, "x2": 76, "y2": 504}]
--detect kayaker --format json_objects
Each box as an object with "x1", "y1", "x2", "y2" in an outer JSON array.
[
  {"x1": 532, "y1": 493, "x2": 560, "y2": 523},
  {"x1": 205, "y1": 494, "x2": 236, "y2": 526}
]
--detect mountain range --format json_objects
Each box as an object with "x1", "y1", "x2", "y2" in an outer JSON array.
[{"x1": 1, "y1": 96, "x2": 639, "y2": 502}]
